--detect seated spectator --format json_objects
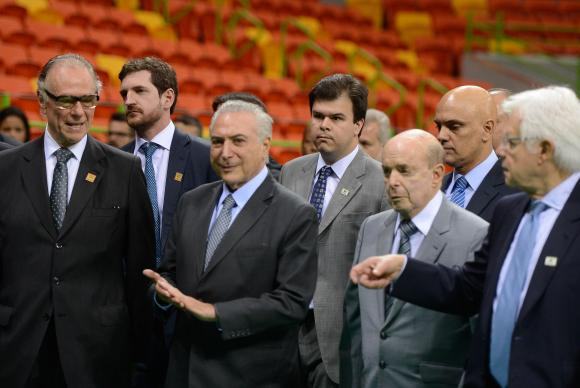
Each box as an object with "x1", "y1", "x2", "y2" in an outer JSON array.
[
  {"x1": 107, "y1": 112, "x2": 134, "y2": 148},
  {"x1": 0, "y1": 106, "x2": 30, "y2": 144}
]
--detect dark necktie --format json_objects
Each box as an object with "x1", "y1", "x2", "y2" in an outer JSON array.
[
  {"x1": 310, "y1": 166, "x2": 333, "y2": 221},
  {"x1": 205, "y1": 194, "x2": 237, "y2": 271},
  {"x1": 50, "y1": 148, "x2": 74, "y2": 231},
  {"x1": 385, "y1": 220, "x2": 419, "y2": 317},
  {"x1": 449, "y1": 175, "x2": 468, "y2": 208},
  {"x1": 490, "y1": 200, "x2": 548, "y2": 388},
  {"x1": 139, "y1": 142, "x2": 162, "y2": 267}
]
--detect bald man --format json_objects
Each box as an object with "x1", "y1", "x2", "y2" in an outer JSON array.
[
  {"x1": 489, "y1": 88, "x2": 511, "y2": 152},
  {"x1": 434, "y1": 86, "x2": 517, "y2": 222},
  {"x1": 341, "y1": 130, "x2": 488, "y2": 388}
]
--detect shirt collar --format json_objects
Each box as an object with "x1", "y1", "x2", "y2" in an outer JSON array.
[
  {"x1": 219, "y1": 166, "x2": 269, "y2": 210},
  {"x1": 396, "y1": 191, "x2": 443, "y2": 237},
  {"x1": 540, "y1": 172, "x2": 580, "y2": 211},
  {"x1": 134, "y1": 121, "x2": 175, "y2": 153},
  {"x1": 452, "y1": 151, "x2": 498, "y2": 191},
  {"x1": 44, "y1": 126, "x2": 87, "y2": 161},
  {"x1": 315, "y1": 145, "x2": 359, "y2": 179}
]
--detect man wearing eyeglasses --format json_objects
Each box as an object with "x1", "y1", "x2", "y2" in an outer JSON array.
[
  {"x1": 0, "y1": 54, "x2": 155, "y2": 388},
  {"x1": 434, "y1": 86, "x2": 517, "y2": 222},
  {"x1": 351, "y1": 86, "x2": 580, "y2": 388}
]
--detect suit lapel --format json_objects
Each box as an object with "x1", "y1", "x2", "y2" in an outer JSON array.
[
  {"x1": 21, "y1": 137, "x2": 56, "y2": 239},
  {"x1": 195, "y1": 183, "x2": 222, "y2": 279},
  {"x1": 466, "y1": 160, "x2": 503, "y2": 216},
  {"x1": 202, "y1": 176, "x2": 275, "y2": 277},
  {"x1": 59, "y1": 137, "x2": 104, "y2": 238},
  {"x1": 163, "y1": 130, "x2": 188, "y2": 225},
  {"x1": 518, "y1": 181, "x2": 580, "y2": 323},
  {"x1": 379, "y1": 212, "x2": 400, "y2": 325},
  {"x1": 296, "y1": 155, "x2": 317, "y2": 200},
  {"x1": 319, "y1": 150, "x2": 365, "y2": 234}
]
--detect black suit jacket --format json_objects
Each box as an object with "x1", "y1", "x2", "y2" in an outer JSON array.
[
  {"x1": 443, "y1": 160, "x2": 518, "y2": 222},
  {"x1": 0, "y1": 136, "x2": 155, "y2": 388},
  {"x1": 123, "y1": 129, "x2": 219, "y2": 256},
  {"x1": 160, "y1": 175, "x2": 318, "y2": 387},
  {"x1": 393, "y1": 182, "x2": 580, "y2": 387}
]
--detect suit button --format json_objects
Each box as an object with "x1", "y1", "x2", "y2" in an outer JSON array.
[
  {"x1": 379, "y1": 360, "x2": 387, "y2": 369},
  {"x1": 55, "y1": 242, "x2": 63, "y2": 249},
  {"x1": 53, "y1": 276, "x2": 60, "y2": 285},
  {"x1": 380, "y1": 330, "x2": 387, "y2": 339}
]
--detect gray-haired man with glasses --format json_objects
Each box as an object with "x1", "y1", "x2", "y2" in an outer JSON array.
[{"x1": 0, "y1": 53, "x2": 155, "y2": 388}]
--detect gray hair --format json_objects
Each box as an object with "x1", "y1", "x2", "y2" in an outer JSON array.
[
  {"x1": 502, "y1": 86, "x2": 580, "y2": 172},
  {"x1": 37, "y1": 53, "x2": 102, "y2": 102},
  {"x1": 365, "y1": 108, "x2": 393, "y2": 144},
  {"x1": 210, "y1": 100, "x2": 273, "y2": 141}
]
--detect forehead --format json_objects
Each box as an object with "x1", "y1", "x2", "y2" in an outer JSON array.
[
  {"x1": 1, "y1": 116, "x2": 25, "y2": 128},
  {"x1": 504, "y1": 110, "x2": 522, "y2": 135},
  {"x1": 212, "y1": 111, "x2": 258, "y2": 137},
  {"x1": 120, "y1": 70, "x2": 153, "y2": 88},
  {"x1": 435, "y1": 95, "x2": 477, "y2": 122},
  {"x1": 46, "y1": 63, "x2": 96, "y2": 94},
  {"x1": 360, "y1": 121, "x2": 380, "y2": 140},
  {"x1": 312, "y1": 93, "x2": 354, "y2": 117}
]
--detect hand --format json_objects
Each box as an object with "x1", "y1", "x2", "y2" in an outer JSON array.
[
  {"x1": 350, "y1": 254, "x2": 406, "y2": 289},
  {"x1": 143, "y1": 269, "x2": 216, "y2": 321}
]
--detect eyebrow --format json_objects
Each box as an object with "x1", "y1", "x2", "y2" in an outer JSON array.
[{"x1": 312, "y1": 110, "x2": 346, "y2": 118}]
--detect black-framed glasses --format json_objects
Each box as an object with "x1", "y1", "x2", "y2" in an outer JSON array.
[{"x1": 43, "y1": 89, "x2": 99, "y2": 110}]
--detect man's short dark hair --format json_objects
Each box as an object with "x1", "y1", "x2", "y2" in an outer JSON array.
[
  {"x1": 174, "y1": 113, "x2": 202, "y2": 132},
  {"x1": 109, "y1": 112, "x2": 127, "y2": 122},
  {"x1": 309, "y1": 74, "x2": 368, "y2": 123},
  {"x1": 212, "y1": 92, "x2": 267, "y2": 113},
  {"x1": 118, "y1": 57, "x2": 178, "y2": 114}
]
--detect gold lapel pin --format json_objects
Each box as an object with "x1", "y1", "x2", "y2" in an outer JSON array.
[
  {"x1": 340, "y1": 188, "x2": 350, "y2": 196},
  {"x1": 85, "y1": 173, "x2": 96, "y2": 183},
  {"x1": 544, "y1": 256, "x2": 558, "y2": 267},
  {"x1": 174, "y1": 172, "x2": 183, "y2": 182}
]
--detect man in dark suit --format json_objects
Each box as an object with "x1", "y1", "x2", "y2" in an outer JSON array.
[
  {"x1": 0, "y1": 54, "x2": 155, "y2": 388},
  {"x1": 280, "y1": 74, "x2": 387, "y2": 387},
  {"x1": 351, "y1": 85, "x2": 580, "y2": 388},
  {"x1": 435, "y1": 86, "x2": 517, "y2": 222},
  {"x1": 118, "y1": 57, "x2": 218, "y2": 387},
  {"x1": 144, "y1": 99, "x2": 318, "y2": 387}
]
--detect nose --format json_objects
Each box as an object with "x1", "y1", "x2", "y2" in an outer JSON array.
[
  {"x1": 437, "y1": 126, "x2": 449, "y2": 142},
  {"x1": 388, "y1": 170, "x2": 401, "y2": 187},
  {"x1": 496, "y1": 140, "x2": 506, "y2": 159},
  {"x1": 123, "y1": 90, "x2": 135, "y2": 105},
  {"x1": 70, "y1": 100, "x2": 84, "y2": 116},
  {"x1": 320, "y1": 116, "x2": 332, "y2": 130},
  {"x1": 221, "y1": 140, "x2": 233, "y2": 158}
]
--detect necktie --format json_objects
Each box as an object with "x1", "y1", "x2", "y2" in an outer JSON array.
[
  {"x1": 50, "y1": 148, "x2": 74, "y2": 231},
  {"x1": 310, "y1": 166, "x2": 333, "y2": 221},
  {"x1": 205, "y1": 194, "x2": 237, "y2": 271},
  {"x1": 489, "y1": 200, "x2": 548, "y2": 388},
  {"x1": 449, "y1": 175, "x2": 468, "y2": 208},
  {"x1": 139, "y1": 142, "x2": 162, "y2": 267},
  {"x1": 385, "y1": 220, "x2": 419, "y2": 317}
]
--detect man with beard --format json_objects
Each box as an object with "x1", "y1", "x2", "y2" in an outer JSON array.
[{"x1": 118, "y1": 57, "x2": 218, "y2": 388}]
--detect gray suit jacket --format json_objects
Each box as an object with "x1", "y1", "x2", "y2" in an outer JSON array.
[
  {"x1": 341, "y1": 199, "x2": 488, "y2": 388},
  {"x1": 280, "y1": 149, "x2": 387, "y2": 383}
]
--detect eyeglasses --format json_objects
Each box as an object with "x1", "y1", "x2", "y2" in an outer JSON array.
[{"x1": 43, "y1": 89, "x2": 99, "y2": 110}]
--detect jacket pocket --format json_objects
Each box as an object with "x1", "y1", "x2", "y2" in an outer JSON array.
[{"x1": 419, "y1": 362, "x2": 463, "y2": 385}]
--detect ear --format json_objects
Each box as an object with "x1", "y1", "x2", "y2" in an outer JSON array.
[
  {"x1": 354, "y1": 118, "x2": 364, "y2": 137},
  {"x1": 482, "y1": 119, "x2": 494, "y2": 142},
  {"x1": 161, "y1": 88, "x2": 175, "y2": 111},
  {"x1": 432, "y1": 163, "x2": 445, "y2": 186},
  {"x1": 537, "y1": 139, "x2": 555, "y2": 165}
]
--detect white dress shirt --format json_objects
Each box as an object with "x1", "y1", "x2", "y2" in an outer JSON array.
[
  {"x1": 44, "y1": 128, "x2": 87, "y2": 202},
  {"x1": 310, "y1": 145, "x2": 360, "y2": 217},
  {"x1": 134, "y1": 122, "x2": 175, "y2": 226},
  {"x1": 446, "y1": 151, "x2": 498, "y2": 207},
  {"x1": 494, "y1": 172, "x2": 580, "y2": 315}
]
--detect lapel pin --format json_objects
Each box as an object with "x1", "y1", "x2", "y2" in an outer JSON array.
[
  {"x1": 544, "y1": 256, "x2": 558, "y2": 267},
  {"x1": 341, "y1": 188, "x2": 350, "y2": 196},
  {"x1": 174, "y1": 172, "x2": 183, "y2": 182},
  {"x1": 85, "y1": 173, "x2": 96, "y2": 183}
]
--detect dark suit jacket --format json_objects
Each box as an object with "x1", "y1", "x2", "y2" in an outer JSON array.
[
  {"x1": 393, "y1": 182, "x2": 580, "y2": 388},
  {"x1": 160, "y1": 175, "x2": 318, "y2": 388},
  {"x1": 123, "y1": 129, "x2": 219, "y2": 256},
  {"x1": 0, "y1": 136, "x2": 155, "y2": 388},
  {"x1": 443, "y1": 160, "x2": 518, "y2": 222},
  {"x1": 0, "y1": 141, "x2": 12, "y2": 151}
]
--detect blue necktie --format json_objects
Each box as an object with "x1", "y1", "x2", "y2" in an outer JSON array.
[
  {"x1": 50, "y1": 148, "x2": 74, "y2": 231},
  {"x1": 449, "y1": 175, "x2": 468, "y2": 208},
  {"x1": 139, "y1": 142, "x2": 162, "y2": 267},
  {"x1": 310, "y1": 166, "x2": 333, "y2": 221},
  {"x1": 489, "y1": 200, "x2": 548, "y2": 388},
  {"x1": 205, "y1": 194, "x2": 237, "y2": 271}
]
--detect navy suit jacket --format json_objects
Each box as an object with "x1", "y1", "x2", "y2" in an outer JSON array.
[
  {"x1": 393, "y1": 181, "x2": 580, "y2": 387},
  {"x1": 123, "y1": 129, "x2": 219, "y2": 257},
  {"x1": 443, "y1": 160, "x2": 518, "y2": 222}
]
